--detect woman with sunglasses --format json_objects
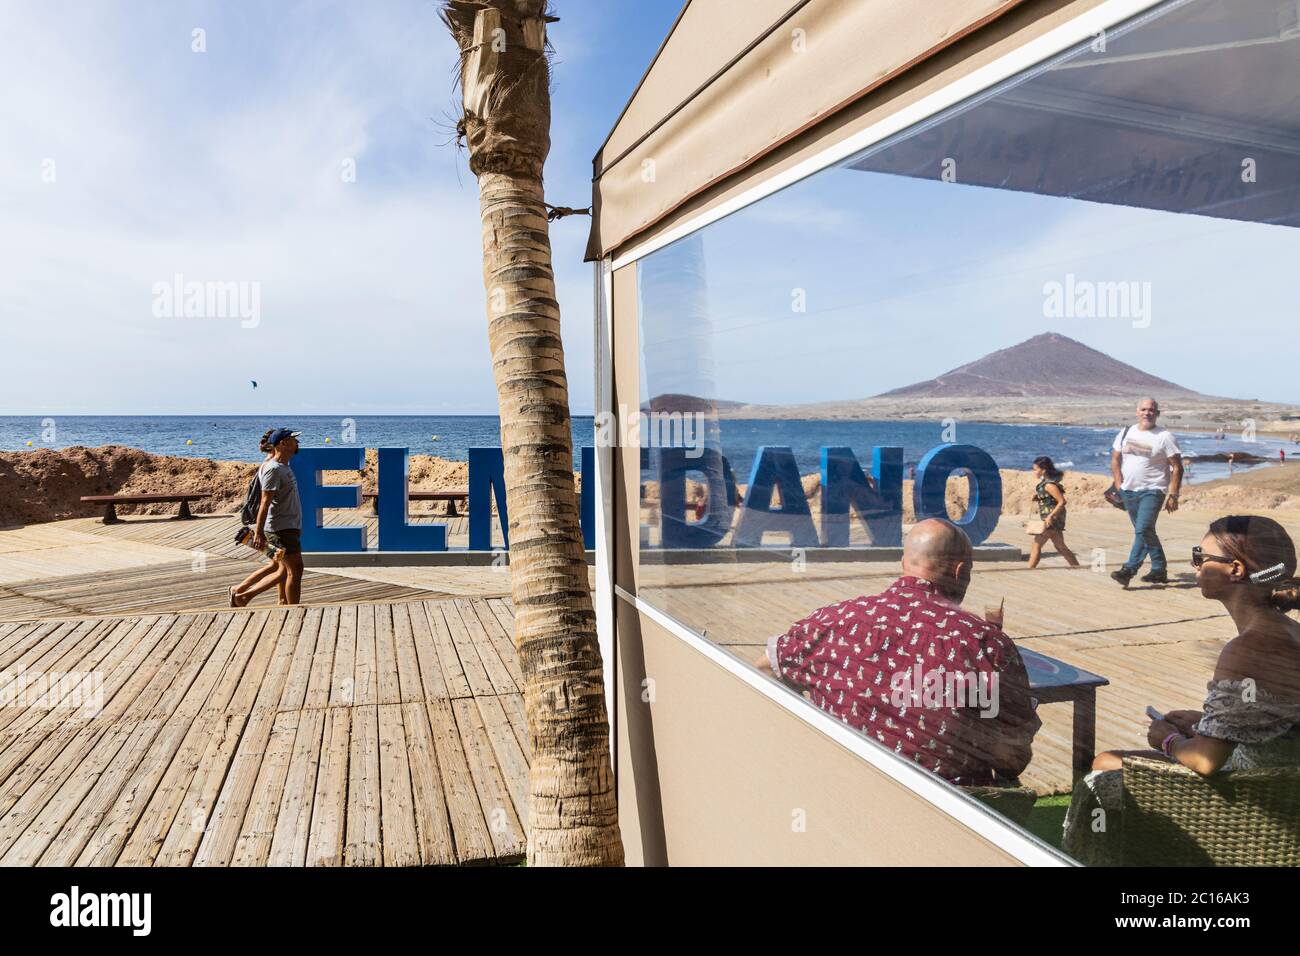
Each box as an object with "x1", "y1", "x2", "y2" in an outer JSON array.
[{"x1": 1064, "y1": 515, "x2": 1300, "y2": 859}]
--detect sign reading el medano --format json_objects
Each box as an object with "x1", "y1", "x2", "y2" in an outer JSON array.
[{"x1": 292, "y1": 442, "x2": 1002, "y2": 552}]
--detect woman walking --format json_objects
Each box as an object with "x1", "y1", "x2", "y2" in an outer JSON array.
[
  {"x1": 1027, "y1": 456, "x2": 1080, "y2": 569},
  {"x1": 229, "y1": 428, "x2": 288, "y2": 606}
]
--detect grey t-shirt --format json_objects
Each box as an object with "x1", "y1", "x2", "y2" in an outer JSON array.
[{"x1": 258, "y1": 459, "x2": 302, "y2": 532}]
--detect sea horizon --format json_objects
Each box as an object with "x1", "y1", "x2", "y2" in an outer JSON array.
[{"x1": 3, "y1": 413, "x2": 1289, "y2": 483}]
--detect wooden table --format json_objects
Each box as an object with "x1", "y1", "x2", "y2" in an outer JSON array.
[
  {"x1": 1020, "y1": 646, "x2": 1109, "y2": 783},
  {"x1": 80, "y1": 493, "x2": 210, "y2": 524}
]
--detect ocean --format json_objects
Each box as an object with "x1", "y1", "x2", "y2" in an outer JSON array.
[{"x1": 0, "y1": 415, "x2": 1288, "y2": 483}]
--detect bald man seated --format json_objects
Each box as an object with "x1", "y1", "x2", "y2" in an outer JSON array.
[{"x1": 757, "y1": 519, "x2": 1041, "y2": 786}]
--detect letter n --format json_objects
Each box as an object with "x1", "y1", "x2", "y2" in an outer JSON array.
[{"x1": 820, "y1": 446, "x2": 902, "y2": 547}]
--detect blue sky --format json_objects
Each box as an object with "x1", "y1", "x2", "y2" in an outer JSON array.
[
  {"x1": 9, "y1": 0, "x2": 1295, "y2": 417},
  {"x1": 638, "y1": 167, "x2": 1300, "y2": 406},
  {"x1": 0, "y1": 0, "x2": 682, "y2": 415},
  {"x1": 634, "y1": 0, "x2": 1300, "y2": 409}
]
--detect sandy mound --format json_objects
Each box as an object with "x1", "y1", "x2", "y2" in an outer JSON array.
[
  {"x1": 0, "y1": 446, "x2": 487, "y2": 525},
  {"x1": 5, "y1": 445, "x2": 1290, "y2": 529},
  {"x1": 0, "y1": 446, "x2": 254, "y2": 525}
]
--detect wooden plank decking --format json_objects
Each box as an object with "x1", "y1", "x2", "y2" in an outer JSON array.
[
  {"x1": 0, "y1": 517, "x2": 513, "y2": 621},
  {"x1": 2, "y1": 502, "x2": 1292, "y2": 862},
  {"x1": 0, "y1": 599, "x2": 528, "y2": 866},
  {"x1": 0, "y1": 558, "x2": 438, "y2": 622}
]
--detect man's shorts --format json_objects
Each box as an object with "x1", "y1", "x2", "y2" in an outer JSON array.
[{"x1": 267, "y1": 529, "x2": 302, "y2": 556}]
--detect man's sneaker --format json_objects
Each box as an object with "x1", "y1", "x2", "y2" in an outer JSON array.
[
  {"x1": 1140, "y1": 570, "x2": 1169, "y2": 584},
  {"x1": 1111, "y1": 568, "x2": 1135, "y2": 588}
]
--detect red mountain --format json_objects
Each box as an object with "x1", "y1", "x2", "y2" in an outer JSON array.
[{"x1": 876, "y1": 332, "x2": 1201, "y2": 399}]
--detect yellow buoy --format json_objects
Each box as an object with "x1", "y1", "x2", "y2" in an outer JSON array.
[
  {"x1": 186, "y1": 439, "x2": 193, "y2": 445},
  {"x1": 431, "y1": 435, "x2": 439, "y2": 441},
  {"x1": 25, "y1": 440, "x2": 33, "y2": 446},
  {"x1": 325, "y1": 436, "x2": 332, "y2": 443}
]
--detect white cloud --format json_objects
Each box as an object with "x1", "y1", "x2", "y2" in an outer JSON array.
[{"x1": 0, "y1": 0, "x2": 599, "y2": 415}]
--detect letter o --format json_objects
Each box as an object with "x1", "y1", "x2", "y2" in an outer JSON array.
[{"x1": 913, "y1": 444, "x2": 1002, "y2": 545}]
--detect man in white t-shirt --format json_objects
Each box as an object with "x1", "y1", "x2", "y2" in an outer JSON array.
[{"x1": 1109, "y1": 398, "x2": 1183, "y2": 587}]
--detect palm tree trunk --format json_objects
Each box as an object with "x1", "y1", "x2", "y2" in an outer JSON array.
[{"x1": 442, "y1": 0, "x2": 623, "y2": 866}]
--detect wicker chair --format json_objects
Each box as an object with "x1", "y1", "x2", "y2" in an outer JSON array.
[{"x1": 1078, "y1": 756, "x2": 1300, "y2": 866}]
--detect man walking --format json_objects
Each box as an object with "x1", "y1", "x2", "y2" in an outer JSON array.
[
  {"x1": 234, "y1": 428, "x2": 304, "y2": 606},
  {"x1": 1110, "y1": 398, "x2": 1182, "y2": 587}
]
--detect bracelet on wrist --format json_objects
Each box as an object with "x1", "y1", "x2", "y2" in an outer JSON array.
[{"x1": 1160, "y1": 732, "x2": 1183, "y2": 756}]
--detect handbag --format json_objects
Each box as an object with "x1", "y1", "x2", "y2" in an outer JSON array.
[
  {"x1": 1024, "y1": 519, "x2": 1045, "y2": 536},
  {"x1": 1105, "y1": 425, "x2": 1131, "y2": 509}
]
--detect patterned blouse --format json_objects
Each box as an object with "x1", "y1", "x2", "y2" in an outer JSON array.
[
  {"x1": 1034, "y1": 477, "x2": 1066, "y2": 530},
  {"x1": 1194, "y1": 679, "x2": 1300, "y2": 770}
]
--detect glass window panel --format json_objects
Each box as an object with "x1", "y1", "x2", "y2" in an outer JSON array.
[{"x1": 633, "y1": 0, "x2": 1300, "y2": 864}]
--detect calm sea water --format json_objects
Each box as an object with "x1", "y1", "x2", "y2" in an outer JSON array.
[
  {"x1": 0, "y1": 416, "x2": 592, "y2": 464},
  {"x1": 0, "y1": 415, "x2": 1286, "y2": 483}
]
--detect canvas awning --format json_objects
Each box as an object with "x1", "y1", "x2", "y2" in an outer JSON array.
[
  {"x1": 585, "y1": 0, "x2": 1030, "y2": 261},
  {"x1": 588, "y1": 0, "x2": 1300, "y2": 262},
  {"x1": 847, "y1": 0, "x2": 1300, "y2": 228}
]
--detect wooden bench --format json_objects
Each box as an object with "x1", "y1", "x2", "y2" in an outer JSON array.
[
  {"x1": 80, "y1": 493, "x2": 209, "y2": 525},
  {"x1": 360, "y1": 490, "x2": 469, "y2": 517}
]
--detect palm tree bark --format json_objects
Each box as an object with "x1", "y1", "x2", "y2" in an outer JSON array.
[{"x1": 441, "y1": 0, "x2": 623, "y2": 866}]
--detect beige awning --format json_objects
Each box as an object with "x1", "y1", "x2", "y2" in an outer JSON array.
[{"x1": 585, "y1": 0, "x2": 1029, "y2": 260}]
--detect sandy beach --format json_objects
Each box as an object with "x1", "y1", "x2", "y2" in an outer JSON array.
[{"x1": 715, "y1": 395, "x2": 1300, "y2": 437}]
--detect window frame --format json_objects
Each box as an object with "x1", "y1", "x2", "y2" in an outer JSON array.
[{"x1": 596, "y1": 0, "x2": 1209, "y2": 865}]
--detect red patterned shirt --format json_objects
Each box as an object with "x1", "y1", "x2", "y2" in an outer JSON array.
[{"x1": 769, "y1": 576, "x2": 1040, "y2": 786}]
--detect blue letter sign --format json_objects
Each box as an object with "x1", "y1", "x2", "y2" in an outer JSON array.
[
  {"x1": 657, "y1": 446, "x2": 737, "y2": 549},
  {"x1": 912, "y1": 443, "x2": 1002, "y2": 546},
  {"x1": 820, "y1": 446, "x2": 904, "y2": 547},
  {"x1": 376, "y1": 447, "x2": 447, "y2": 552},
  {"x1": 292, "y1": 446, "x2": 367, "y2": 553},
  {"x1": 733, "y1": 446, "x2": 819, "y2": 549}
]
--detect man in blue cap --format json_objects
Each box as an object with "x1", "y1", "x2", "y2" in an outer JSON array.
[{"x1": 233, "y1": 427, "x2": 304, "y2": 606}]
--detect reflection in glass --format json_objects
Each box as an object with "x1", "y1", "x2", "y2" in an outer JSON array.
[{"x1": 631, "y1": 0, "x2": 1300, "y2": 863}]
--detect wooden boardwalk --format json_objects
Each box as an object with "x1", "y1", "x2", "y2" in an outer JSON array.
[
  {"x1": 2, "y1": 501, "x2": 1290, "y2": 861},
  {"x1": 67, "y1": 510, "x2": 502, "y2": 556},
  {"x1": 0, "y1": 557, "x2": 441, "y2": 622},
  {"x1": 0, "y1": 599, "x2": 529, "y2": 866},
  {"x1": 0, "y1": 516, "x2": 512, "y2": 621}
]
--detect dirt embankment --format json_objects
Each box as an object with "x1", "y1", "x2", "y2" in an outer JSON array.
[
  {"x1": 5, "y1": 446, "x2": 1295, "y2": 529},
  {"x1": 0, "y1": 446, "x2": 475, "y2": 526}
]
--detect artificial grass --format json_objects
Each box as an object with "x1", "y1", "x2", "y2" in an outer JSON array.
[{"x1": 1023, "y1": 794, "x2": 1072, "y2": 849}]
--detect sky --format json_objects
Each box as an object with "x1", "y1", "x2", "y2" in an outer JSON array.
[
  {"x1": 638, "y1": 170, "x2": 1300, "y2": 407},
  {"x1": 6, "y1": 0, "x2": 1295, "y2": 418},
  {"x1": 635, "y1": 0, "x2": 1300, "y2": 409},
  {"x1": 0, "y1": 0, "x2": 683, "y2": 415}
]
